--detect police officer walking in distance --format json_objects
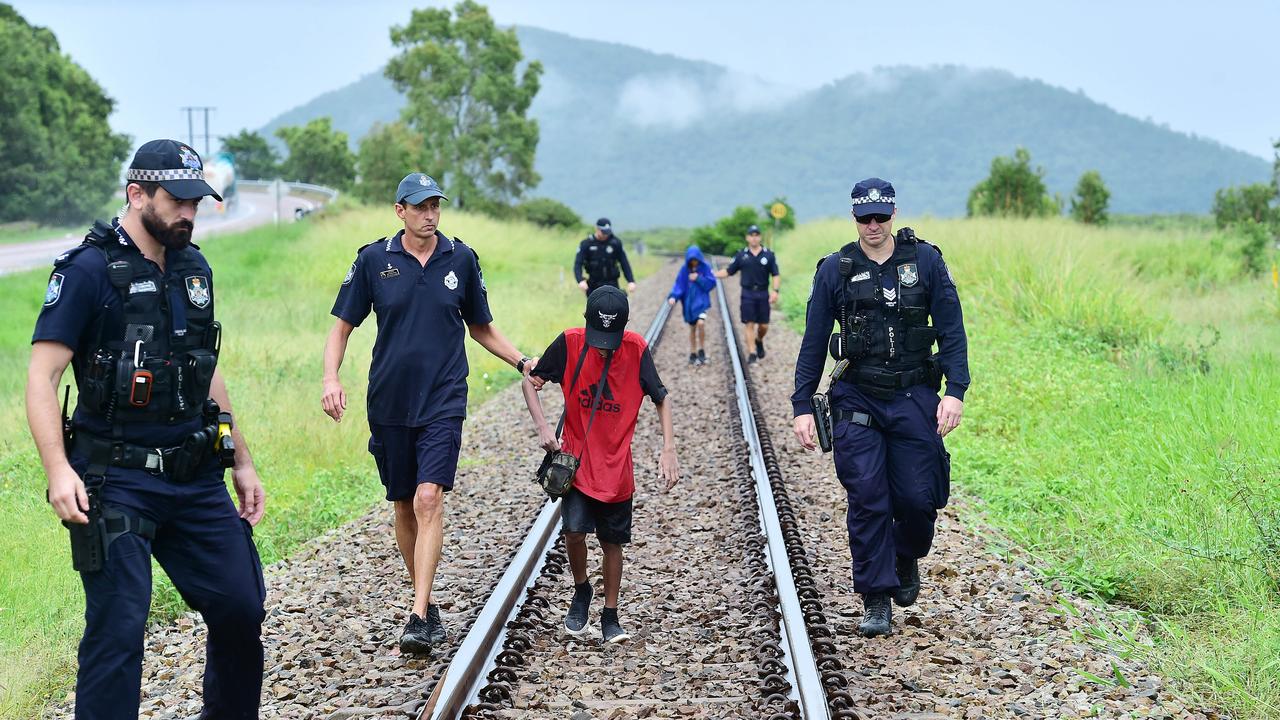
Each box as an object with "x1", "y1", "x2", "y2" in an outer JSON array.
[
  {"x1": 321, "y1": 173, "x2": 539, "y2": 655},
  {"x1": 26, "y1": 139, "x2": 267, "y2": 717},
  {"x1": 715, "y1": 224, "x2": 781, "y2": 363},
  {"x1": 792, "y1": 178, "x2": 969, "y2": 637},
  {"x1": 574, "y1": 218, "x2": 637, "y2": 295}
]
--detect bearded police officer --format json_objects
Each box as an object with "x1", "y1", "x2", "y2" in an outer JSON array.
[
  {"x1": 26, "y1": 139, "x2": 267, "y2": 718},
  {"x1": 792, "y1": 178, "x2": 969, "y2": 637},
  {"x1": 322, "y1": 173, "x2": 539, "y2": 655},
  {"x1": 574, "y1": 218, "x2": 637, "y2": 295},
  {"x1": 715, "y1": 224, "x2": 781, "y2": 363}
]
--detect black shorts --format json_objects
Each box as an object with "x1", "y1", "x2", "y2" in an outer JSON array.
[
  {"x1": 368, "y1": 419, "x2": 463, "y2": 501},
  {"x1": 561, "y1": 488, "x2": 633, "y2": 545},
  {"x1": 740, "y1": 289, "x2": 771, "y2": 324}
]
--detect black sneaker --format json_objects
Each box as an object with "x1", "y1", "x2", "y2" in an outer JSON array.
[
  {"x1": 756, "y1": 339, "x2": 766, "y2": 359},
  {"x1": 747, "y1": 353, "x2": 758, "y2": 364},
  {"x1": 688, "y1": 353, "x2": 697, "y2": 366},
  {"x1": 893, "y1": 556, "x2": 921, "y2": 607},
  {"x1": 697, "y1": 349, "x2": 706, "y2": 365},
  {"x1": 425, "y1": 603, "x2": 447, "y2": 644},
  {"x1": 601, "y1": 607, "x2": 629, "y2": 644},
  {"x1": 565, "y1": 581, "x2": 593, "y2": 636},
  {"x1": 857, "y1": 592, "x2": 892, "y2": 638},
  {"x1": 399, "y1": 613, "x2": 433, "y2": 655}
]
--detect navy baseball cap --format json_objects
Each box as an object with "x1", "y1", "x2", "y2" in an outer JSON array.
[
  {"x1": 126, "y1": 139, "x2": 222, "y2": 202},
  {"x1": 584, "y1": 285, "x2": 629, "y2": 350},
  {"x1": 595, "y1": 218, "x2": 613, "y2": 235},
  {"x1": 850, "y1": 177, "x2": 896, "y2": 217},
  {"x1": 746, "y1": 224, "x2": 761, "y2": 234},
  {"x1": 396, "y1": 173, "x2": 448, "y2": 205}
]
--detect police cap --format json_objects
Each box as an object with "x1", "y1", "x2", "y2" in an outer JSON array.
[
  {"x1": 126, "y1": 139, "x2": 222, "y2": 202},
  {"x1": 850, "y1": 177, "x2": 896, "y2": 218},
  {"x1": 397, "y1": 173, "x2": 449, "y2": 205}
]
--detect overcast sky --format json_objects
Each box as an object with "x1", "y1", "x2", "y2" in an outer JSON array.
[{"x1": 13, "y1": 0, "x2": 1280, "y2": 160}]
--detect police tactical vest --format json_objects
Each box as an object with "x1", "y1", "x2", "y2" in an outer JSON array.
[
  {"x1": 71, "y1": 221, "x2": 220, "y2": 425},
  {"x1": 583, "y1": 237, "x2": 620, "y2": 281},
  {"x1": 833, "y1": 228, "x2": 936, "y2": 368}
]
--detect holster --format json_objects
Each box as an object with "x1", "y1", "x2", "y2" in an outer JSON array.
[
  {"x1": 811, "y1": 393, "x2": 833, "y2": 453},
  {"x1": 64, "y1": 487, "x2": 105, "y2": 573}
]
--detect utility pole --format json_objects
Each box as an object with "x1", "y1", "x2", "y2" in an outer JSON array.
[{"x1": 179, "y1": 107, "x2": 216, "y2": 155}]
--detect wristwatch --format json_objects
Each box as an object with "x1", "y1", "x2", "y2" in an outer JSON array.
[{"x1": 516, "y1": 356, "x2": 531, "y2": 373}]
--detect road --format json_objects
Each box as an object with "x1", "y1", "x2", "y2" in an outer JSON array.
[{"x1": 0, "y1": 188, "x2": 319, "y2": 276}]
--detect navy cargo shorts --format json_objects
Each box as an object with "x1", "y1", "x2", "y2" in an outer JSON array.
[
  {"x1": 368, "y1": 418, "x2": 464, "y2": 500},
  {"x1": 740, "y1": 289, "x2": 771, "y2": 324}
]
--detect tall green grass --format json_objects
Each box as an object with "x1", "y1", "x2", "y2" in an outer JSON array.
[
  {"x1": 776, "y1": 216, "x2": 1280, "y2": 718},
  {"x1": 0, "y1": 204, "x2": 661, "y2": 718}
]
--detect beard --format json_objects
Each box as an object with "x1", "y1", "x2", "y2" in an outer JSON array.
[{"x1": 140, "y1": 204, "x2": 194, "y2": 250}]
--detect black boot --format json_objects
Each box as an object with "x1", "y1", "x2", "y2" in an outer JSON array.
[
  {"x1": 697, "y1": 349, "x2": 706, "y2": 365},
  {"x1": 858, "y1": 592, "x2": 892, "y2": 637},
  {"x1": 893, "y1": 556, "x2": 921, "y2": 607},
  {"x1": 688, "y1": 352, "x2": 697, "y2": 365},
  {"x1": 755, "y1": 339, "x2": 766, "y2": 359}
]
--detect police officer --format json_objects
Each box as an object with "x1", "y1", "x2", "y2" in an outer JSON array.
[
  {"x1": 26, "y1": 139, "x2": 267, "y2": 718},
  {"x1": 715, "y1": 224, "x2": 780, "y2": 363},
  {"x1": 321, "y1": 173, "x2": 539, "y2": 655},
  {"x1": 792, "y1": 178, "x2": 969, "y2": 637},
  {"x1": 574, "y1": 218, "x2": 636, "y2": 295}
]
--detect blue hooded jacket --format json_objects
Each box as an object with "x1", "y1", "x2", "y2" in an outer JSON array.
[{"x1": 668, "y1": 246, "x2": 717, "y2": 324}]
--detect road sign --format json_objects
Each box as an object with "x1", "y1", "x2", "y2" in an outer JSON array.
[{"x1": 769, "y1": 202, "x2": 788, "y2": 220}]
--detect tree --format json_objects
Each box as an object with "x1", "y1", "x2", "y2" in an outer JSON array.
[
  {"x1": 0, "y1": 4, "x2": 129, "y2": 224},
  {"x1": 1212, "y1": 183, "x2": 1277, "y2": 229},
  {"x1": 355, "y1": 122, "x2": 422, "y2": 204},
  {"x1": 514, "y1": 197, "x2": 582, "y2": 229},
  {"x1": 275, "y1": 117, "x2": 356, "y2": 190},
  {"x1": 967, "y1": 147, "x2": 1058, "y2": 218},
  {"x1": 384, "y1": 1, "x2": 542, "y2": 211},
  {"x1": 1070, "y1": 170, "x2": 1110, "y2": 225},
  {"x1": 689, "y1": 205, "x2": 765, "y2": 256},
  {"x1": 762, "y1": 197, "x2": 797, "y2": 232},
  {"x1": 220, "y1": 129, "x2": 279, "y2": 179}
]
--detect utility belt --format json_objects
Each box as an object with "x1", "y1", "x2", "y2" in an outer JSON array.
[
  {"x1": 743, "y1": 283, "x2": 769, "y2": 292},
  {"x1": 70, "y1": 401, "x2": 236, "y2": 483}
]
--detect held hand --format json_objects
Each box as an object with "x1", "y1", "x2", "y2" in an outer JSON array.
[
  {"x1": 659, "y1": 446, "x2": 680, "y2": 492},
  {"x1": 627, "y1": 282, "x2": 637, "y2": 293},
  {"x1": 793, "y1": 414, "x2": 817, "y2": 451},
  {"x1": 667, "y1": 298, "x2": 676, "y2": 306},
  {"x1": 232, "y1": 465, "x2": 266, "y2": 526},
  {"x1": 769, "y1": 290, "x2": 779, "y2": 305},
  {"x1": 538, "y1": 427, "x2": 560, "y2": 452},
  {"x1": 48, "y1": 464, "x2": 89, "y2": 524},
  {"x1": 321, "y1": 378, "x2": 347, "y2": 422},
  {"x1": 521, "y1": 356, "x2": 539, "y2": 377},
  {"x1": 578, "y1": 280, "x2": 589, "y2": 293},
  {"x1": 936, "y1": 396, "x2": 964, "y2": 437},
  {"x1": 688, "y1": 272, "x2": 699, "y2": 282}
]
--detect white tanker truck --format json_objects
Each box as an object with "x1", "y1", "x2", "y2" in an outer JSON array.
[{"x1": 200, "y1": 151, "x2": 237, "y2": 213}]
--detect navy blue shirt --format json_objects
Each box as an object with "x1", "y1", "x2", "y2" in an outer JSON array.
[
  {"x1": 331, "y1": 230, "x2": 493, "y2": 427},
  {"x1": 725, "y1": 246, "x2": 780, "y2": 290},
  {"x1": 31, "y1": 219, "x2": 210, "y2": 446},
  {"x1": 791, "y1": 238, "x2": 969, "y2": 416}
]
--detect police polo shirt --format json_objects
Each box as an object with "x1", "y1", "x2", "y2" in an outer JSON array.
[
  {"x1": 726, "y1": 247, "x2": 780, "y2": 291},
  {"x1": 331, "y1": 230, "x2": 493, "y2": 427},
  {"x1": 31, "y1": 220, "x2": 210, "y2": 447}
]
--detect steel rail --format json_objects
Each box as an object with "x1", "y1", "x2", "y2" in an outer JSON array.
[
  {"x1": 713, "y1": 274, "x2": 832, "y2": 720},
  {"x1": 424, "y1": 293, "x2": 674, "y2": 719}
]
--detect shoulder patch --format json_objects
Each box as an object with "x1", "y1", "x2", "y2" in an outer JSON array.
[
  {"x1": 44, "y1": 273, "x2": 65, "y2": 306},
  {"x1": 342, "y1": 263, "x2": 355, "y2": 286}
]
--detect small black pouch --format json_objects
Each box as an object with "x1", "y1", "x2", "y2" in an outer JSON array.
[{"x1": 535, "y1": 346, "x2": 612, "y2": 500}]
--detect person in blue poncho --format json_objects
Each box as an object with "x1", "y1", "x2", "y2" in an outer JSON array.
[{"x1": 667, "y1": 246, "x2": 717, "y2": 366}]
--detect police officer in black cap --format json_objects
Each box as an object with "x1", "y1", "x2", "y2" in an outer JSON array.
[
  {"x1": 27, "y1": 139, "x2": 267, "y2": 717},
  {"x1": 715, "y1": 224, "x2": 781, "y2": 364},
  {"x1": 574, "y1": 218, "x2": 637, "y2": 295},
  {"x1": 792, "y1": 178, "x2": 969, "y2": 637}
]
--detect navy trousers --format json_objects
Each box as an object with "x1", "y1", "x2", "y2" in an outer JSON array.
[
  {"x1": 69, "y1": 456, "x2": 266, "y2": 720},
  {"x1": 829, "y1": 381, "x2": 951, "y2": 595}
]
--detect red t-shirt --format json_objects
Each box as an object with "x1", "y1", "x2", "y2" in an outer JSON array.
[{"x1": 532, "y1": 328, "x2": 667, "y2": 502}]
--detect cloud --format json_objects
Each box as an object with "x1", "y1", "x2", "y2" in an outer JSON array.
[{"x1": 614, "y1": 72, "x2": 802, "y2": 129}]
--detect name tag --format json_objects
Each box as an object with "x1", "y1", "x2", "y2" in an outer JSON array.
[
  {"x1": 380, "y1": 266, "x2": 400, "y2": 279},
  {"x1": 129, "y1": 280, "x2": 158, "y2": 294},
  {"x1": 850, "y1": 271, "x2": 871, "y2": 282}
]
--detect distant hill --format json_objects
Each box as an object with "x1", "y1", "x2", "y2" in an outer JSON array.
[{"x1": 260, "y1": 26, "x2": 1270, "y2": 227}]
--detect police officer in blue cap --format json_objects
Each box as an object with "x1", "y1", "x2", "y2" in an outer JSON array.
[
  {"x1": 322, "y1": 173, "x2": 539, "y2": 654},
  {"x1": 792, "y1": 178, "x2": 969, "y2": 637},
  {"x1": 574, "y1": 218, "x2": 637, "y2": 295},
  {"x1": 26, "y1": 139, "x2": 267, "y2": 717}
]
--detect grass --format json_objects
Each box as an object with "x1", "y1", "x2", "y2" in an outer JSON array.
[
  {"x1": 0, "y1": 203, "x2": 659, "y2": 718},
  {"x1": 0, "y1": 200, "x2": 123, "y2": 246},
  {"x1": 774, "y1": 215, "x2": 1280, "y2": 719}
]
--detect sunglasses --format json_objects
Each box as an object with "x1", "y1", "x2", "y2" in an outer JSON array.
[{"x1": 855, "y1": 213, "x2": 892, "y2": 224}]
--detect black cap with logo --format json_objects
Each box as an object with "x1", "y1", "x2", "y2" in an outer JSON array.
[
  {"x1": 126, "y1": 139, "x2": 222, "y2": 202},
  {"x1": 584, "y1": 285, "x2": 629, "y2": 350}
]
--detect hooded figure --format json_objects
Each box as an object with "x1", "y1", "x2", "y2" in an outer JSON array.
[{"x1": 668, "y1": 246, "x2": 717, "y2": 325}]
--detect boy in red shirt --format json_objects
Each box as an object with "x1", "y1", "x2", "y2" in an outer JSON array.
[{"x1": 524, "y1": 287, "x2": 680, "y2": 642}]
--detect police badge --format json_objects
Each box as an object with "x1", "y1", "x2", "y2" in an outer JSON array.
[
  {"x1": 443, "y1": 270, "x2": 459, "y2": 290},
  {"x1": 897, "y1": 263, "x2": 919, "y2": 287},
  {"x1": 185, "y1": 276, "x2": 211, "y2": 308},
  {"x1": 44, "y1": 273, "x2": 64, "y2": 306},
  {"x1": 342, "y1": 263, "x2": 355, "y2": 286}
]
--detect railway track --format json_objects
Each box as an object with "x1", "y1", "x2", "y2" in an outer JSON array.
[{"x1": 419, "y1": 269, "x2": 858, "y2": 719}]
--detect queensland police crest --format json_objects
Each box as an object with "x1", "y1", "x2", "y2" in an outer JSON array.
[
  {"x1": 897, "y1": 263, "x2": 919, "y2": 287},
  {"x1": 185, "y1": 276, "x2": 211, "y2": 308},
  {"x1": 44, "y1": 273, "x2": 64, "y2": 306},
  {"x1": 443, "y1": 270, "x2": 459, "y2": 290}
]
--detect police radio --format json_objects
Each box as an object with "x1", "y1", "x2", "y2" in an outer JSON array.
[{"x1": 127, "y1": 340, "x2": 153, "y2": 407}]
